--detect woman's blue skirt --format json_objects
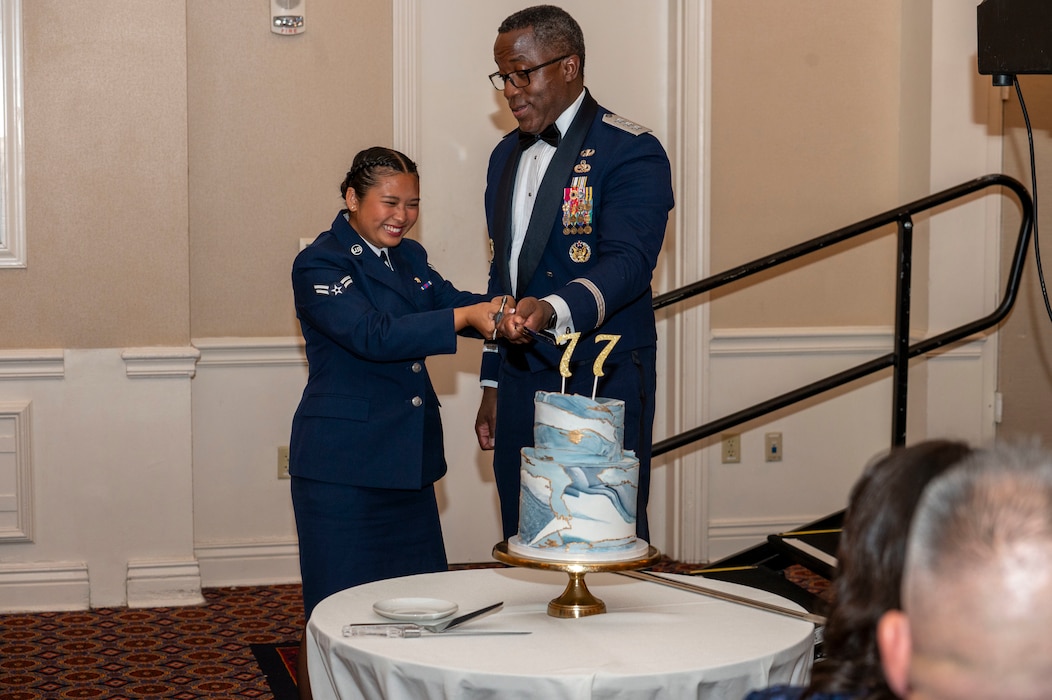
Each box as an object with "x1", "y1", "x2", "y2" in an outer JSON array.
[{"x1": 292, "y1": 476, "x2": 448, "y2": 618}]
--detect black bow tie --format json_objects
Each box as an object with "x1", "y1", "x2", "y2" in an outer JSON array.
[{"x1": 518, "y1": 123, "x2": 561, "y2": 150}]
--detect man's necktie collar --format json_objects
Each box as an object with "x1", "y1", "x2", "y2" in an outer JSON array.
[{"x1": 518, "y1": 123, "x2": 561, "y2": 150}]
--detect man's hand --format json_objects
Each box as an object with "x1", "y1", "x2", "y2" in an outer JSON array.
[
  {"x1": 475, "y1": 386, "x2": 498, "y2": 450},
  {"x1": 497, "y1": 297, "x2": 554, "y2": 344}
]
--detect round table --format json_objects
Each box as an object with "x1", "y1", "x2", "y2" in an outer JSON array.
[{"x1": 306, "y1": 567, "x2": 815, "y2": 699}]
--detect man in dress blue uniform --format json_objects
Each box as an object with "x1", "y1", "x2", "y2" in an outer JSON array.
[{"x1": 474, "y1": 5, "x2": 674, "y2": 541}]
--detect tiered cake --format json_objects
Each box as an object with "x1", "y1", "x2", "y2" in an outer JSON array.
[{"x1": 508, "y1": 391, "x2": 649, "y2": 562}]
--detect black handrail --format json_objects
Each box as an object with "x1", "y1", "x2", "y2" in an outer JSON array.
[{"x1": 652, "y1": 173, "x2": 1033, "y2": 457}]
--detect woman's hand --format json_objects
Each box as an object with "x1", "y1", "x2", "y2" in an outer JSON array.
[{"x1": 454, "y1": 296, "x2": 515, "y2": 337}]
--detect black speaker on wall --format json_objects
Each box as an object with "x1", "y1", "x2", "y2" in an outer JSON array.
[{"x1": 978, "y1": 0, "x2": 1052, "y2": 84}]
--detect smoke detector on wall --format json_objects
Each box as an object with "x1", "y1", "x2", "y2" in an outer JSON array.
[{"x1": 271, "y1": 0, "x2": 305, "y2": 35}]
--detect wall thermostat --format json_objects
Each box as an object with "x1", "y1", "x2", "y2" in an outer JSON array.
[{"x1": 271, "y1": 0, "x2": 305, "y2": 35}]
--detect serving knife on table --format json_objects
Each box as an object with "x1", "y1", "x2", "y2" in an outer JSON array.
[{"x1": 343, "y1": 601, "x2": 529, "y2": 638}]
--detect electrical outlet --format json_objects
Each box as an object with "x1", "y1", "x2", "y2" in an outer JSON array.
[
  {"x1": 278, "y1": 446, "x2": 291, "y2": 479},
  {"x1": 765, "y1": 432, "x2": 783, "y2": 462},
  {"x1": 721, "y1": 433, "x2": 741, "y2": 464}
]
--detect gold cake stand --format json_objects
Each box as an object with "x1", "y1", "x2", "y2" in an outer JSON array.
[{"x1": 493, "y1": 540, "x2": 661, "y2": 618}]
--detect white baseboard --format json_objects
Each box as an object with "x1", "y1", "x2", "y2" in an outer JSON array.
[
  {"x1": 0, "y1": 561, "x2": 90, "y2": 612},
  {"x1": 126, "y1": 558, "x2": 205, "y2": 608},
  {"x1": 195, "y1": 540, "x2": 302, "y2": 588}
]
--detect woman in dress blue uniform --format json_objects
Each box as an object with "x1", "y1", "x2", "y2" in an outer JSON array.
[{"x1": 289, "y1": 147, "x2": 505, "y2": 697}]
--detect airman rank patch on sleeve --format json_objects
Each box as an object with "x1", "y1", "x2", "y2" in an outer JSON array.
[
  {"x1": 602, "y1": 113, "x2": 652, "y2": 135},
  {"x1": 314, "y1": 275, "x2": 353, "y2": 295}
]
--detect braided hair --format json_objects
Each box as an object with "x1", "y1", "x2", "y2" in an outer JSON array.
[{"x1": 340, "y1": 147, "x2": 419, "y2": 202}]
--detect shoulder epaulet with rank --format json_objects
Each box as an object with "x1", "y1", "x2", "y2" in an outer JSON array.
[{"x1": 602, "y1": 113, "x2": 652, "y2": 136}]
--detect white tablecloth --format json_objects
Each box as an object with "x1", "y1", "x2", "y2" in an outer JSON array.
[{"x1": 307, "y1": 567, "x2": 814, "y2": 699}]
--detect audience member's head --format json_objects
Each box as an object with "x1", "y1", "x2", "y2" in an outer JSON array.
[
  {"x1": 805, "y1": 440, "x2": 973, "y2": 700},
  {"x1": 878, "y1": 442, "x2": 1052, "y2": 699}
]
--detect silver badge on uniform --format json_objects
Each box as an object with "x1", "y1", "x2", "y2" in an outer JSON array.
[{"x1": 351, "y1": 244, "x2": 363, "y2": 256}]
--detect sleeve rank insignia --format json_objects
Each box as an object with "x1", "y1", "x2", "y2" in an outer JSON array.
[{"x1": 314, "y1": 275, "x2": 353, "y2": 295}]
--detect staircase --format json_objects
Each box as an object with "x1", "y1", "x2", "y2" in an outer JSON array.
[
  {"x1": 695, "y1": 511, "x2": 842, "y2": 616},
  {"x1": 652, "y1": 174, "x2": 1033, "y2": 612}
]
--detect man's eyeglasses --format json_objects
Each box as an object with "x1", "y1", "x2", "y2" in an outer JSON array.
[{"x1": 488, "y1": 54, "x2": 571, "y2": 90}]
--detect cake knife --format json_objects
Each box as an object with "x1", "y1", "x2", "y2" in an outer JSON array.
[
  {"x1": 430, "y1": 600, "x2": 504, "y2": 632},
  {"x1": 618, "y1": 570, "x2": 827, "y2": 625},
  {"x1": 492, "y1": 295, "x2": 508, "y2": 340},
  {"x1": 343, "y1": 624, "x2": 529, "y2": 638},
  {"x1": 344, "y1": 600, "x2": 510, "y2": 637}
]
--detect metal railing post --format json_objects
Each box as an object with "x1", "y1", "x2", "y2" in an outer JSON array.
[{"x1": 891, "y1": 216, "x2": 913, "y2": 447}]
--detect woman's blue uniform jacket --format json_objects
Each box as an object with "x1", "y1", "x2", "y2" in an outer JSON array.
[{"x1": 290, "y1": 212, "x2": 486, "y2": 490}]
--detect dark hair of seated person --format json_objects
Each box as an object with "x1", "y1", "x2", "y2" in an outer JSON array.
[{"x1": 802, "y1": 439, "x2": 972, "y2": 700}]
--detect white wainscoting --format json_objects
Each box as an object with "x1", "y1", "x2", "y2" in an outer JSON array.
[
  {"x1": 0, "y1": 398, "x2": 32, "y2": 542},
  {"x1": 190, "y1": 337, "x2": 308, "y2": 589},
  {"x1": 698, "y1": 327, "x2": 992, "y2": 561},
  {"x1": 0, "y1": 347, "x2": 199, "y2": 612},
  {"x1": 0, "y1": 329, "x2": 992, "y2": 611}
]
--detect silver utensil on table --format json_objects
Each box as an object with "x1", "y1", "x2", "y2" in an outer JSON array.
[
  {"x1": 343, "y1": 601, "x2": 526, "y2": 638},
  {"x1": 343, "y1": 625, "x2": 529, "y2": 638},
  {"x1": 427, "y1": 600, "x2": 503, "y2": 632},
  {"x1": 618, "y1": 571, "x2": 827, "y2": 625}
]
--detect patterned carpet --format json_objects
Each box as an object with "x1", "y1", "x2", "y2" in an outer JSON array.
[
  {"x1": 0, "y1": 561, "x2": 830, "y2": 699},
  {"x1": 0, "y1": 584, "x2": 304, "y2": 699}
]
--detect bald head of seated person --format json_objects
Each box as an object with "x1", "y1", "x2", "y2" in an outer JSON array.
[{"x1": 878, "y1": 442, "x2": 1052, "y2": 700}]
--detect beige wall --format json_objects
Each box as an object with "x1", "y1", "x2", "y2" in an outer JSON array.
[
  {"x1": 6, "y1": 0, "x2": 939, "y2": 344},
  {"x1": 0, "y1": 0, "x2": 392, "y2": 350},
  {"x1": 188, "y1": 0, "x2": 392, "y2": 338},
  {"x1": 7, "y1": 1, "x2": 190, "y2": 349},
  {"x1": 710, "y1": 1, "x2": 908, "y2": 328},
  {"x1": 1000, "y1": 75, "x2": 1052, "y2": 444}
]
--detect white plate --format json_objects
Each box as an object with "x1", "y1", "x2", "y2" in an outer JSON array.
[{"x1": 372, "y1": 597, "x2": 458, "y2": 622}]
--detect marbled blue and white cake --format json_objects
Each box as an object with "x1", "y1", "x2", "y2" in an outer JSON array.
[{"x1": 509, "y1": 391, "x2": 649, "y2": 562}]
